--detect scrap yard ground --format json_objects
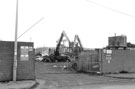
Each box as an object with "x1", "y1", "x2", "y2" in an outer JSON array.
[{"x1": 35, "y1": 62, "x2": 135, "y2": 89}]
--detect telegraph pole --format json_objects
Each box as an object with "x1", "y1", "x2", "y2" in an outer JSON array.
[{"x1": 13, "y1": 0, "x2": 19, "y2": 81}]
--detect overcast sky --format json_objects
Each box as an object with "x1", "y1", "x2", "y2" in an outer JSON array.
[{"x1": 0, "y1": 0, "x2": 135, "y2": 48}]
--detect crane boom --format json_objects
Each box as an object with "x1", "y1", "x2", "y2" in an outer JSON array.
[
  {"x1": 55, "y1": 31, "x2": 71, "y2": 56},
  {"x1": 74, "y1": 35, "x2": 83, "y2": 51}
]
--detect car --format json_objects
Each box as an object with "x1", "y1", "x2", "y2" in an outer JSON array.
[{"x1": 35, "y1": 56, "x2": 43, "y2": 61}]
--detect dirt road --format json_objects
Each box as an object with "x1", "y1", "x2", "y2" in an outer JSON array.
[{"x1": 35, "y1": 62, "x2": 135, "y2": 89}]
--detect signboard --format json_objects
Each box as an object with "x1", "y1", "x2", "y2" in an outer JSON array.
[
  {"x1": 106, "y1": 50, "x2": 112, "y2": 54},
  {"x1": 103, "y1": 49, "x2": 112, "y2": 63},
  {"x1": 106, "y1": 54, "x2": 112, "y2": 63},
  {"x1": 20, "y1": 46, "x2": 33, "y2": 61}
]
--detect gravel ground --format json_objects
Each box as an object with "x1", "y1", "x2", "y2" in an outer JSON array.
[{"x1": 35, "y1": 62, "x2": 135, "y2": 89}]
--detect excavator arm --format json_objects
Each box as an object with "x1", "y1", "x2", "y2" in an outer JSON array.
[
  {"x1": 55, "y1": 31, "x2": 71, "y2": 56},
  {"x1": 74, "y1": 35, "x2": 83, "y2": 52}
]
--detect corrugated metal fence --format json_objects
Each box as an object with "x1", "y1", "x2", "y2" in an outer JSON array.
[{"x1": 76, "y1": 49, "x2": 102, "y2": 73}]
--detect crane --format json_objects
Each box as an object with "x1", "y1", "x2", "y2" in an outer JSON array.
[
  {"x1": 55, "y1": 30, "x2": 71, "y2": 56},
  {"x1": 73, "y1": 35, "x2": 83, "y2": 52}
]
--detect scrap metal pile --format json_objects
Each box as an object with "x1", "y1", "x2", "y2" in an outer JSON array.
[{"x1": 40, "y1": 31, "x2": 83, "y2": 62}]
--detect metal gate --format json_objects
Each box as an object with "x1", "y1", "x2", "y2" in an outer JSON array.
[{"x1": 76, "y1": 49, "x2": 102, "y2": 73}]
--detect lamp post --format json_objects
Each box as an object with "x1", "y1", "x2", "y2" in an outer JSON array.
[{"x1": 13, "y1": 0, "x2": 18, "y2": 81}]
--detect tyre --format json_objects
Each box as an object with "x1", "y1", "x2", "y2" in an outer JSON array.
[{"x1": 66, "y1": 59, "x2": 70, "y2": 62}]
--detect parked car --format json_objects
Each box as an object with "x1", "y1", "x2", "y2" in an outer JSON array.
[{"x1": 35, "y1": 56, "x2": 43, "y2": 61}]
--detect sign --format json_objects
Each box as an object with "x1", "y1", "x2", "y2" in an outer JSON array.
[
  {"x1": 29, "y1": 47, "x2": 33, "y2": 51},
  {"x1": 20, "y1": 46, "x2": 33, "y2": 61},
  {"x1": 20, "y1": 46, "x2": 29, "y2": 61},
  {"x1": 103, "y1": 49, "x2": 112, "y2": 54},
  {"x1": 106, "y1": 54, "x2": 112, "y2": 63},
  {"x1": 106, "y1": 50, "x2": 112, "y2": 54},
  {"x1": 103, "y1": 49, "x2": 112, "y2": 63}
]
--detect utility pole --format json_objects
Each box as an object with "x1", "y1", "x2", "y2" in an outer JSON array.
[
  {"x1": 13, "y1": 0, "x2": 44, "y2": 81},
  {"x1": 13, "y1": 0, "x2": 19, "y2": 81}
]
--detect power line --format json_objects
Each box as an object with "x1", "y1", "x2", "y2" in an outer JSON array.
[
  {"x1": 86, "y1": 0, "x2": 134, "y2": 18},
  {"x1": 17, "y1": 17, "x2": 44, "y2": 39}
]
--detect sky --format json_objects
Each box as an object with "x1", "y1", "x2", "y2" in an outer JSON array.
[{"x1": 0, "y1": 0, "x2": 135, "y2": 48}]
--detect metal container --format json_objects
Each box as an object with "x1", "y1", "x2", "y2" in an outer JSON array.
[
  {"x1": 0, "y1": 41, "x2": 35, "y2": 81},
  {"x1": 102, "y1": 49, "x2": 135, "y2": 73}
]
